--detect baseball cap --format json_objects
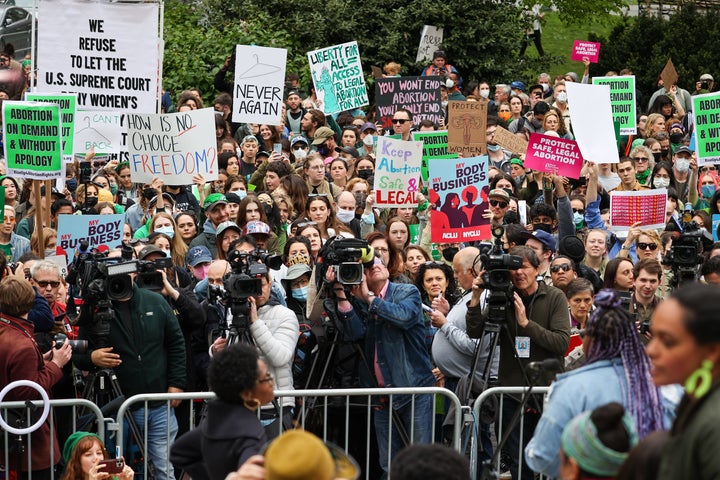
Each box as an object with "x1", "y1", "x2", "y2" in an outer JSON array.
[
  {"x1": 138, "y1": 245, "x2": 166, "y2": 260},
  {"x1": 510, "y1": 81, "x2": 527, "y2": 92},
  {"x1": 335, "y1": 146, "x2": 360, "y2": 159},
  {"x1": 291, "y1": 136, "x2": 309, "y2": 148},
  {"x1": 312, "y1": 126, "x2": 334, "y2": 146},
  {"x1": 216, "y1": 221, "x2": 242, "y2": 239},
  {"x1": 360, "y1": 122, "x2": 377, "y2": 133},
  {"x1": 240, "y1": 135, "x2": 259, "y2": 146},
  {"x1": 700, "y1": 73, "x2": 714, "y2": 81},
  {"x1": 488, "y1": 188, "x2": 511, "y2": 202},
  {"x1": 285, "y1": 263, "x2": 312, "y2": 281},
  {"x1": 531, "y1": 230, "x2": 556, "y2": 253},
  {"x1": 244, "y1": 220, "x2": 270, "y2": 236},
  {"x1": 675, "y1": 146, "x2": 692, "y2": 156},
  {"x1": 204, "y1": 193, "x2": 228, "y2": 212},
  {"x1": 225, "y1": 192, "x2": 242, "y2": 204},
  {"x1": 186, "y1": 246, "x2": 212, "y2": 267}
]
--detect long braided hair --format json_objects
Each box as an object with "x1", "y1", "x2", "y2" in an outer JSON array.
[{"x1": 583, "y1": 289, "x2": 664, "y2": 438}]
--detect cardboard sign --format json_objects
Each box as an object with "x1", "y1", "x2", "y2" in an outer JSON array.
[
  {"x1": 127, "y1": 108, "x2": 218, "y2": 184},
  {"x1": 375, "y1": 76, "x2": 443, "y2": 130},
  {"x1": 412, "y1": 130, "x2": 457, "y2": 183},
  {"x1": 74, "y1": 109, "x2": 124, "y2": 155},
  {"x1": 566, "y1": 82, "x2": 620, "y2": 163},
  {"x1": 37, "y1": 0, "x2": 159, "y2": 112},
  {"x1": 307, "y1": 41, "x2": 368, "y2": 115},
  {"x1": 571, "y1": 40, "x2": 601, "y2": 63},
  {"x1": 3, "y1": 101, "x2": 63, "y2": 179},
  {"x1": 493, "y1": 126, "x2": 528, "y2": 156},
  {"x1": 57, "y1": 214, "x2": 125, "y2": 262},
  {"x1": 25, "y1": 93, "x2": 77, "y2": 162},
  {"x1": 660, "y1": 59, "x2": 679, "y2": 89},
  {"x1": 592, "y1": 75, "x2": 636, "y2": 135},
  {"x1": 447, "y1": 100, "x2": 488, "y2": 156},
  {"x1": 609, "y1": 189, "x2": 667, "y2": 231},
  {"x1": 524, "y1": 133, "x2": 584, "y2": 179},
  {"x1": 233, "y1": 45, "x2": 287, "y2": 125},
  {"x1": 692, "y1": 92, "x2": 720, "y2": 164},
  {"x1": 416, "y1": 25, "x2": 444, "y2": 63},
  {"x1": 371, "y1": 65, "x2": 383, "y2": 79},
  {"x1": 373, "y1": 137, "x2": 423, "y2": 208},
  {"x1": 428, "y1": 155, "x2": 490, "y2": 242}
]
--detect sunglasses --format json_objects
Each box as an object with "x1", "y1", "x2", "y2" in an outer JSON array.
[
  {"x1": 35, "y1": 280, "x2": 60, "y2": 288},
  {"x1": 637, "y1": 242, "x2": 658, "y2": 251},
  {"x1": 490, "y1": 199, "x2": 508, "y2": 208},
  {"x1": 550, "y1": 264, "x2": 572, "y2": 273},
  {"x1": 701, "y1": 165, "x2": 717, "y2": 172},
  {"x1": 292, "y1": 144, "x2": 308, "y2": 151},
  {"x1": 572, "y1": 208, "x2": 585, "y2": 215},
  {"x1": 392, "y1": 118, "x2": 409, "y2": 125},
  {"x1": 634, "y1": 157, "x2": 649, "y2": 163}
]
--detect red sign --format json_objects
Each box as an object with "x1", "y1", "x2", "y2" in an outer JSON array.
[
  {"x1": 571, "y1": 40, "x2": 601, "y2": 63},
  {"x1": 609, "y1": 189, "x2": 668, "y2": 231},
  {"x1": 524, "y1": 133, "x2": 584, "y2": 179}
]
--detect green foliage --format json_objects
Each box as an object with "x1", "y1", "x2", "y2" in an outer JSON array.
[{"x1": 527, "y1": 0, "x2": 628, "y2": 25}]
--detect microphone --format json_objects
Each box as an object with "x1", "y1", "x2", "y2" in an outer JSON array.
[{"x1": 527, "y1": 358, "x2": 562, "y2": 372}]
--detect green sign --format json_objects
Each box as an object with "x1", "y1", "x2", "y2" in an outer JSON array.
[
  {"x1": 592, "y1": 75, "x2": 636, "y2": 135},
  {"x1": 26, "y1": 93, "x2": 77, "y2": 162},
  {"x1": 692, "y1": 92, "x2": 720, "y2": 163},
  {"x1": 412, "y1": 130, "x2": 457, "y2": 183},
  {"x1": 3, "y1": 101, "x2": 63, "y2": 179}
]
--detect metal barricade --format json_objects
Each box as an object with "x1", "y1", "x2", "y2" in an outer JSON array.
[
  {"x1": 1, "y1": 398, "x2": 105, "y2": 480},
  {"x1": 115, "y1": 387, "x2": 464, "y2": 480},
  {"x1": 470, "y1": 386, "x2": 550, "y2": 480}
]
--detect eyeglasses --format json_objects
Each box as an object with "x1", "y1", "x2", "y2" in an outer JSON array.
[
  {"x1": 633, "y1": 157, "x2": 649, "y2": 163},
  {"x1": 392, "y1": 118, "x2": 409, "y2": 125},
  {"x1": 572, "y1": 208, "x2": 585, "y2": 215},
  {"x1": 489, "y1": 200, "x2": 508, "y2": 208},
  {"x1": 550, "y1": 264, "x2": 572, "y2": 273},
  {"x1": 701, "y1": 165, "x2": 717, "y2": 172},
  {"x1": 36, "y1": 280, "x2": 60, "y2": 288},
  {"x1": 257, "y1": 373, "x2": 275, "y2": 384},
  {"x1": 637, "y1": 242, "x2": 658, "y2": 251},
  {"x1": 373, "y1": 247, "x2": 389, "y2": 253}
]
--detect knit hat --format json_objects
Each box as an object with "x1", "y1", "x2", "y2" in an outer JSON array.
[{"x1": 63, "y1": 431, "x2": 102, "y2": 463}]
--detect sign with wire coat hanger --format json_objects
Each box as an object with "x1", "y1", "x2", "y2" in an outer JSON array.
[{"x1": 233, "y1": 45, "x2": 287, "y2": 125}]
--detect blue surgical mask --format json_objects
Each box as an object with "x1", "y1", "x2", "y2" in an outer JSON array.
[
  {"x1": 230, "y1": 189, "x2": 247, "y2": 200},
  {"x1": 155, "y1": 226, "x2": 175, "y2": 238},
  {"x1": 702, "y1": 184, "x2": 716, "y2": 199},
  {"x1": 573, "y1": 212, "x2": 584, "y2": 230},
  {"x1": 292, "y1": 286, "x2": 308, "y2": 302},
  {"x1": 110, "y1": 184, "x2": 118, "y2": 196},
  {"x1": 487, "y1": 144, "x2": 501, "y2": 152}
]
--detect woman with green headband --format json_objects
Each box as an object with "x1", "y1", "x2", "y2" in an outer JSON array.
[{"x1": 61, "y1": 431, "x2": 134, "y2": 480}]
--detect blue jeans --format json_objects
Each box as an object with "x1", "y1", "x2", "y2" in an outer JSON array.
[
  {"x1": 129, "y1": 406, "x2": 178, "y2": 480},
  {"x1": 374, "y1": 394, "x2": 433, "y2": 478}
]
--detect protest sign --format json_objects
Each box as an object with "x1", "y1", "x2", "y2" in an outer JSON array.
[
  {"x1": 38, "y1": 0, "x2": 159, "y2": 112},
  {"x1": 73, "y1": 110, "x2": 125, "y2": 155},
  {"x1": 609, "y1": 189, "x2": 667, "y2": 231},
  {"x1": 26, "y1": 93, "x2": 76, "y2": 162},
  {"x1": 127, "y1": 108, "x2": 218, "y2": 184},
  {"x1": 524, "y1": 133, "x2": 584, "y2": 179},
  {"x1": 233, "y1": 45, "x2": 287, "y2": 125},
  {"x1": 660, "y1": 59, "x2": 679, "y2": 90},
  {"x1": 3, "y1": 101, "x2": 63, "y2": 179},
  {"x1": 57, "y1": 214, "x2": 124, "y2": 262},
  {"x1": 692, "y1": 92, "x2": 720, "y2": 164},
  {"x1": 713, "y1": 214, "x2": 720, "y2": 241},
  {"x1": 416, "y1": 25, "x2": 444, "y2": 63},
  {"x1": 375, "y1": 76, "x2": 443, "y2": 130},
  {"x1": 570, "y1": 40, "x2": 601, "y2": 63},
  {"x1": 307, "y1": 41, "x2": 368, "y2": 115},
  {"x1": 373, "y1": 136, "x2": 423, "y2": 208},
  {"x1": 428, "y1": 155, "x2": 490, "y2": 242},
  {"x1": 492, "y1": 126, "x2": 528, "y2": 156},
  {"x1": 412, "y1": 130, "x2": 457, "y2": 183},
  {"x1": 566, "y1": 82, "x2": 620, "y2": 163},
  {"x1": 592, "y1": 75, "x2": 636, "y2": 135},
  {"x1": 447, "y1": 100, "x2": 487, "y2": 156}
]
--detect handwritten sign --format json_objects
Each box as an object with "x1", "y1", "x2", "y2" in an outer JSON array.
[
  {"x1": 373, "y1": 136, "x2": 423, "y2": 208},
  {"x1": 307, "y1": 41, "x2": 368, "y2": 115},
  {"x1": 692, "y1": 92, "x2": 720, "y2": 164},
  {"x1": 524, "y1": 133, "x2": 584, "y2": 179},
  {"x1": 375, "y1": 76, "x2": 442, "y2": 130},
  {"x1": 38, "y1": 0, "x2": 159, "y2": 112},
  {"x1": 494, "y1": 126, "x2": 528, "y2": 155},
  {"x1": 127, "y1": 108, "x2": 218, "y2": 184},
  {"x1": 592, "y1": 75, "x2": 636, "y2": 135},
  {"x1": 3, "y1": 101, "x2": 63, "y2": 179},
  {"x1": 416, "y1": 25, "x2": 444, "y2": 63},
  {"x1": 428, "y1": 155, "x2": 490, "y2": 243},
  {"x1": 412, "y1": 130, "x2": 457, "y2": 183},
  {"x1": 26, "y1": 93, "x2": 77, "y2": 162},
  {"x1": 571, "y1": 40, "x2": 601, "y2": 63},
  {"x1": 233, "y1": 45, "x2": 287, "y2": 125},
  {"x1": 57, "y1": 214, "x2": 124, "y2": 262},
  {"x1": 73, "y1": 109, "x2": 124, "y2": 155},
  {"x1": 447, "y1": 100, "x2": 487, "y2": 156},
  {"x1": 609, "y1": 189, "x2": 667, "y2": 231},
  {"x1": 660, "y1": 59, "x2": 679, "y2": 89}
]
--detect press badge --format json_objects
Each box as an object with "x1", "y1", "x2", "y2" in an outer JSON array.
[{"x1": 515, "y1": 336, "x2": 530, "y2": 358}]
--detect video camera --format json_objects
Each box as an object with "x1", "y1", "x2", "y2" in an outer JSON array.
[
  {"x1": 663, "y1": 205, "x2": 713, "y2": 286},
  {"x1": 318, "y1": 236, "x2": 375, "y2": 285}
]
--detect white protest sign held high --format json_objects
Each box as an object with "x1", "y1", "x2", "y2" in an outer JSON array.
[
  {"x1": 233, "y1": 45, "x2": 287, "y2": 125},
  {"x1": 38, "y1": 0, "x2": 159, "y2": 112},
  {"x1": 416, "y1": 25, "x2": 444, "y2": 63},
  {"x1": 127, "y1": 108, "x2": 217, "y2": 184},
  {"x1": 566, "y1": 82, "x2": 620, "y2": 164},
  {"x1": 74, "y1": 109, "x2": 124, "y2": 155}
]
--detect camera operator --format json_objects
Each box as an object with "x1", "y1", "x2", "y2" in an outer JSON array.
[
  {"x1": 73, "y1": 248, "x2": 187, "y2": 480},
  {"x1": 331, "y1": 254, "x2": 434, "y2": 477},
  {"x1": 466, "y1": 246, "x2": 569, "y2": 480}
]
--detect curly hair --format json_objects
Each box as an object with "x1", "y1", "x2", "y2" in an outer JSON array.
[
  {"x1": 208, "y1": 343, "x2": 260, "y2": 404},
  {"x1": 414, "y1": 261, "x2": 459, "y2": 306}
]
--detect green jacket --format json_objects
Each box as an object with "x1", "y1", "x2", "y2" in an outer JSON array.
[{"x1": 75, "y1": 285, "x2": 186, "y2": 397}]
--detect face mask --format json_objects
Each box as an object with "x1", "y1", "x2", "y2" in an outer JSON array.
[
  {"x1": 66, "y1": 178, "x2": 78, "y2": 192},
  {"x1": 487, "y1": 144, "x2": 501, "y2": 152},
  {"x1": 498, "y1": 112, "x2": 512, "y2": 122},
  {"x1": 533, "y1": 222, "x2": 552, "y2": 233},
  {"x1": 143, "y1": 187, "x2": 156, "y2": 200},
  {"x1": 336, "y1": 208, "x2": 355, "y2": 223},
  {"x1": 317, "y1": 145, "x2": 329, "y2": 156},
  {"x1": 669, "y1": 132, "x2": 684, "y2": 144},
  {"x1": 675, "y1": 158, "x2": 690, "y2": 173},
  {"x1": 442, "y1": 247, "x2": 458, "y2": 262},
  {"x1": 84, "y1": 196, "x2": 98, "y2": 208},
  {"x1": 294, "y1": 148, "x2": 308, "y2": 159},
  {"x1": 479, "y1": 89, "x2": 490, "y2": 99},
  {"x1": 556, "y1": 92, "x2": 568, "y2": 103},
  {"x1": 661, "y1": 148, "x2": 669, "y2": 158},
  {"x1": 192, "y1": 264, "x2": 210, "y2": 281},
  {"x1": 45, "y1": 248, "x2": 56, "y2": 257},
  {"x1": 514, "y1": 174, "x2": 525, "y2": 186},
  {"x1": 653, "y1": 177, "x2": 670, "y2": 188},
  {"x1": 363, "y1": 135, "x2": 374, "y2": 147},
  {"x1": 229, "y1": 189, "x2": 247, "y2": 200},
  {"x1": 357, "y1": 169, "x2": 373, "y2": 180},
  {"x1": 573, "y1": 212, "x2": 584, "y2": 230},
  {"x1": 653, "y1": 152, "x2": 662, "y2": 162},
  {"x1": 540, "y1": 82, "x2": 550, "y2": 92},
  {"x1": 155, "y1": 226, "x2": 175, "y2": 239},
  {"x1": 161, "y1": 249, "x2": 171, "y2": 258},
  {"x1": 702, "y1": 184, "x2": 715, "y2": 199},
  {"x1": 110, "y1": 184, "x2": 118, "y2": 196},
  {"x1": 292, "y1": 286, "x2": 308, "y2": 302}
]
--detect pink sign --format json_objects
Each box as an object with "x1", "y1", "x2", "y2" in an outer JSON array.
[
  {"x1": 609, "y1": 189, "x2": 667, "y2": 231},
  {"x1": 524, "y1": 133, "x2": 584, "y2": 179},
  {"x1": 571, "y1": 40, "x2": 601, "y2": 63}
]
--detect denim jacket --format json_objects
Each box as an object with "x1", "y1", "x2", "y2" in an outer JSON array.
[{"x1": 340, "y1": 282, "x2": 435, "y2": 409}]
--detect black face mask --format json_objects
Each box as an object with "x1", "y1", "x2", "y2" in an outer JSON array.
[
  {"x1": 84, "y1": 196, "x2": 98, "y2": 208},
  {"x1": 442, "y1": 247, "x2": 458, "y2": 262},
  {"x1": 357, "y1": 169, "x2": 373, "y2": 180},
  {"x1": 669, "y1": 132, "x2": 684, "y2": 144},
  {"x1": 532, "y1": 222, "x2": 552, "y2": 233},
  {"x1": 317, "y1": 145, "x2": 329, "y2": 156},
  {"x1": 143, "y1": 187, "x2": 156, "y2": 200},
  {"x1": 661, "y1": 148, "x2": 670, "y2": 158},
  {"x1": 653, "y1": 152, "x2": 662, "y2": 162}
]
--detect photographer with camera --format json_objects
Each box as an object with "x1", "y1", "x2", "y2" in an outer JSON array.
[{"x1": 466, "y1": 246, "x2": 569, "y2": 480}]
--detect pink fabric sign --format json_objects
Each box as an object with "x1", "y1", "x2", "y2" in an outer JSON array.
[
  {"x1": 571, "y1": 40, "x2": 601, "y2": 63},
  {"x1": 524, "y1": 133, "x2": 584, "y2": 179}
]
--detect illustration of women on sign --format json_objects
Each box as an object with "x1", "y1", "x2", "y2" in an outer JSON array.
[{"x1": 313, "y1": 66, "x2": 340, "y2": 113}]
